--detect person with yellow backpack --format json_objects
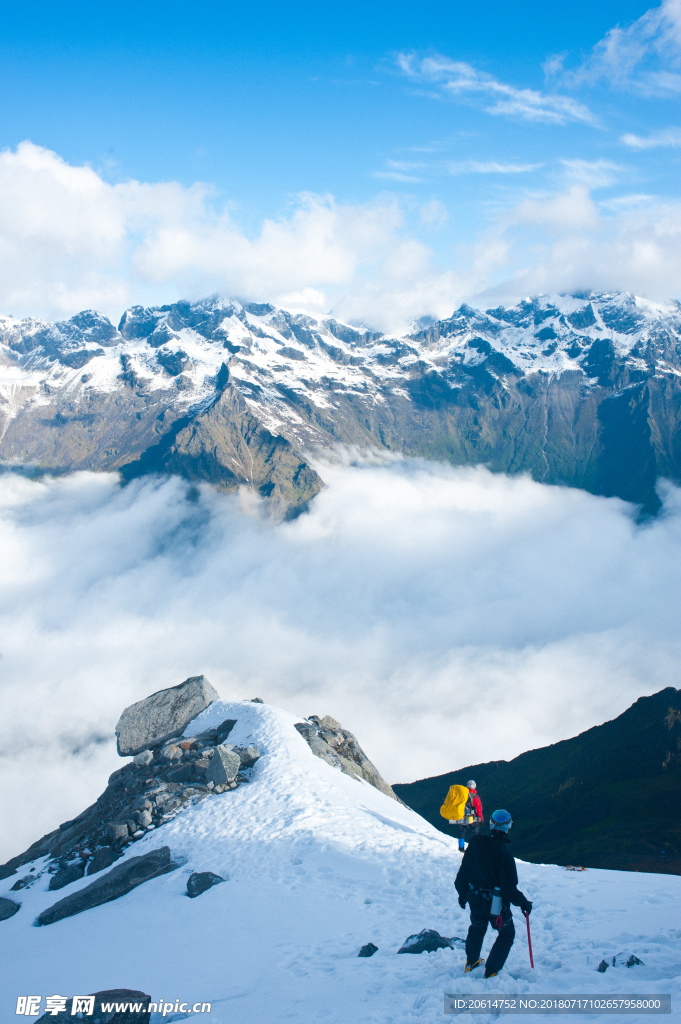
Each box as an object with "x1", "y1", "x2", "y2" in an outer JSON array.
[{"x1": 440, "y1": 780, "x2": 484, "y2": 851}]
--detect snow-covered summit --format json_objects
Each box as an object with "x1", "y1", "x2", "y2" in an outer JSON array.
[{"x1": 0, "y1": 697, "x2": 679, "y2": 1023}]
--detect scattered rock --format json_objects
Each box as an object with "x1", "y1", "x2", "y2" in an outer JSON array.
[
  {"x1": 194, "y1": 717, "x2": 237, "y2": 746},
  {"x1": 597, "y1": 960, "x2": 609, "y2": 972},
  {"x1": 86, "y1": 847, "x2": 121, "y2": 875},
  {"x1": 36, "y1": 989, "x2": 151, "y2": 1023},
  {"x1": 295, "y1": 717, "x2": 399, "y2": 801},
  {"x1": 167, "y1": 763, "x2": 194, "y2": 783},
  {"x1": 358, "y1": 942, "x2": 378, "y2": 957},
  {"x1": 0, "y1": 897, "x2": 21, "y2": 920},
  {"x1": 159, "y1": 743, "x2": 183, "y2": 761},
  {"x1": 10, "y1": 875, "x2": 34, "y2": 891},
  {"x1": 115, "y1": 675, "x2": 219, "y2": 756},
  {"x1": 250, "y1": 697, "x2": 264, "y2": 703},
  {"x1": 234, "y1": 745, "x2": 261, "y2": 768},
  {"x1": 37, "y1": 847, "x2": 179, "y2": 926},
  {"x1": 48, "y1": 861, "x2": 85, "y2": 891},
  {"x1": 186, "y1": 871, "x2": 225, "y2": 898},
  {"x1": 133, "y1": 750, "x2": 153, "y2": 767},
  {"x1": 627, "y1": 954, "x2": 645, "y2": 967},
  {"x1": 397, "y1": 929, "x2": 452, "y2": 955},
  {"x1": 207, "y1": 745, "x2": 241, "y2": 786},
  {"x1": 106, "y1": 822, "x2": 131, "y2": 846},
  {"x1": 135, "y1": 809, "x2": 153, "y2": 828}
]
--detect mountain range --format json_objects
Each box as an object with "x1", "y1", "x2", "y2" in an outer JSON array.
[
  {"x1": 2, "y1": 290, "x2": 681, "y2": 514},
  {"x1": 394, "y1": 687, "x2": 681, "y2": 876}
]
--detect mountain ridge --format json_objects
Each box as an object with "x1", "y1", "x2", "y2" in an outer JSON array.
[
  {"x1": 394, "y1": 687, "x2": 681, "y2": 876},
  {"x1": 2, "y1": 290, "x2": 681, "y2": 514}
]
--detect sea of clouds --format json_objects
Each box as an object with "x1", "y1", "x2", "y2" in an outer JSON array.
[{"x1": 1, "y1": 459, "x2": 681, "y2": 861}]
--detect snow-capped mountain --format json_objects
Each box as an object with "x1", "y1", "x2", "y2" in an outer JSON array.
[
  {"x1": 1, "y1": 291, "x2": 680, "y2": 514},
  {"x1": 1, "y1": 689, "x2": 679, "y2": 1024}
]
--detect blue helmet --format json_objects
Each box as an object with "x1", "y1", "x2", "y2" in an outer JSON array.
[{"x1": 490, "y1": 809, "x2": 513, "y2": 832}]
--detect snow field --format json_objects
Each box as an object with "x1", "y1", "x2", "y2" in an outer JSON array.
[{"x1": 0, "y1": 700, "x2": 679, "y2": 1023}]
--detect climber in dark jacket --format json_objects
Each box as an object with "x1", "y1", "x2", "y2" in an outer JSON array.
[{"x1": 454, "y1": 809, "x2": 533, "y2": 979}]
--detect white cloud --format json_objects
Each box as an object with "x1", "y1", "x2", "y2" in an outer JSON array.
[
  {"x1": 0, "y1": 142, "x2": 466, "y2": 332},
  {"x1": 621, "y1": 125, "x2": 681, "y2": 147},
  {"x1": 560, "y1": 159, "x2": 625, "y2": 189},
  {"x1": 397, "y1": 53, "x2": 598, "y2": 126},
  {"x1": 446, "y1": 161, "x2": 544, "y2": 174},
  {"x1": 553, "y1": 0, "x2": 681, "y2": 95},
  {"x1": 477, "y1": 183, "x2": 681, "y2": 303},
  {"x1": 0, "y1": 140, "x2": 680, "y2": 337},
  {"x1": 1, "y1": 462, "x2": 681, "y2": 862}
]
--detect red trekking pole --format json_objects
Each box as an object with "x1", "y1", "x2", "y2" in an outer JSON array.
[{"x1": 525, "y1": 911, "x2": 534, "y2": 968}]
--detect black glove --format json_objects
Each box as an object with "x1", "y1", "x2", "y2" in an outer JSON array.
[
  {"x1": 458, "y1": 895, "x2": 467, "y2": 910},
  {"x1": 521, "y1": 900, "x2": 533, "y2": 915}
]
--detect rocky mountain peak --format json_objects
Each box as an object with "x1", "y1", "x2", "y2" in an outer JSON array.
[{"x1": 1, "y1": 290, "x2": 681, "y2": 514}]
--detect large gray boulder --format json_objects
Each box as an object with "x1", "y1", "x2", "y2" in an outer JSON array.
[
  {"x1": 207, "y1": 745, "x2": 241, "y2": 785},
  {"x1": 115, "y1": 676, "x2": 219, "y2": 755},
  {"x1": 36, "y1": 847, "x2": 179, "y2": 926}
]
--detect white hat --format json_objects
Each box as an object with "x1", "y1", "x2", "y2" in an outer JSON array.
[{"x1": 467, "y1": 779, "x2": 476, "y2": 789}]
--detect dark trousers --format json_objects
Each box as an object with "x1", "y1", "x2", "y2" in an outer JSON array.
[
  {"x1": 458, "y1": 822, "x2": 481, "y2": 847},
  {"x1": 465, "y1": 893, "x2": 515, "y2": 975}
]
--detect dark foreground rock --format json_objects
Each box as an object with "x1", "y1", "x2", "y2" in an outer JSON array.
[
  {"x1": 36, "y1": 989, "x2": 151, "y2": 1022},
  {"x1": 397, "y1": 929, "x2": 453, "y2": 954},
  {"x1": 0, "y1": 896, "x2": 21, "y2": 920},
  {"x1": 358, "y1": 942, "x2": 379, "y2": 957},
  {"x1": 186, "y1": 871, "x2": 225, "y2": 898},
  {"x1": 295, "y1": 715, "x2": 399, "y2": 801},
  {"x1": 115, "y1": 675, "x2": 219, "y2": 755},
  {"x1": 48, "y1": 861, "x2": 85, "y2": 890},
  {"x1": 37, "y1": 847, "x2": 179, "y2": 926}
]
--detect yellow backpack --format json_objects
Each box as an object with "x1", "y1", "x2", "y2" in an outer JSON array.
[{"x1": 440, "y1": 784, "x2": 469, "y2": 821}]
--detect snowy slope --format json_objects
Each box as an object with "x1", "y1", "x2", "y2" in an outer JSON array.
[{"x1": 1, "y1": 700, "x2": 679, "y2": 1023}]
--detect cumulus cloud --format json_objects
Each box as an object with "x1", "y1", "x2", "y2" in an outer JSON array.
[
  {"x1": 0, "y1": 140, "x2": 680, "y2": 336},
  {"x1": 550, "y1": 0, "x2": 681, "y2": 95},
  {"x1": 1, "y1": 462, "x2": 681, "y2": 862},
  {"x1": 0, "y1": 142, "x2": 468, "y2": 332},
  {"x1": 477, "y1": 184, "x2": 681, "y2": 305},
  {"x1": 396, "y1": 53, "x2": 598, "y2": 125}
]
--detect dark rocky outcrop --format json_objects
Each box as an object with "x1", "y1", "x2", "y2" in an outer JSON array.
[
  {"x1": 0, "y1": 685, "x2": 256, "y2": 882},
  {"x1": 395, "y1": 687, "x2": 681, "y2": 875},
  {"x1": 397, "y1": 929, "x2": 452, "y2": 954},
  {"x1": 115, "y1": 675, "x2": 219, "y2": 755},
  {"x1": 295, "y1": 715, "x2": 398, "y2": 801},
  {"x1": 0, "y1": 897, "x2": 21, "y2": 920},
  {"x1": 358, "y1": 942, "x2": 378, "y2": 957},
  {"x1": 186, "y1": 871, "x2": 225, "y2": 898},
  {"x1": 36, "y1": 848, "x2": 179, "y2": 926}
]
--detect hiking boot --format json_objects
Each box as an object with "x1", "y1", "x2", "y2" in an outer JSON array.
[
  {"x1": 484, "y1": 970, "x2": 499, "y2": 979},
  {"x1": 465, "y1": 958, "x2": 484, "y2": 973}
]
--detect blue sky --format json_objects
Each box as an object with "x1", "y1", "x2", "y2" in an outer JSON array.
[{"x1": 0, "y1": 0, "x2": 679, "y2": 328}]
